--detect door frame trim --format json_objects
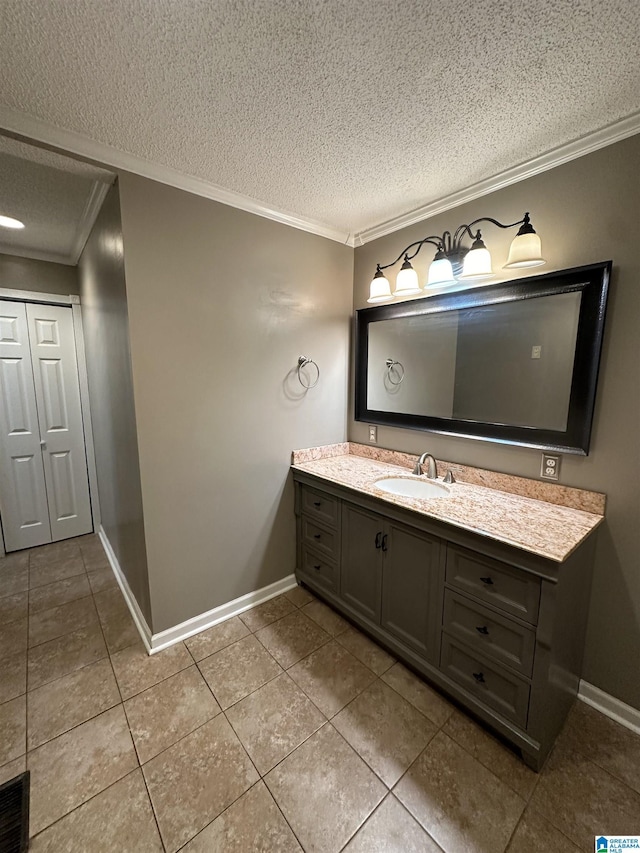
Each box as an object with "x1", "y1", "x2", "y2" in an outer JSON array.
[
  {"x1": 0, "y1": 288, "x2": 75, "y2": 305},
  {"x1": 0, "y1": 290, "x2": 100, "y2": 555}
]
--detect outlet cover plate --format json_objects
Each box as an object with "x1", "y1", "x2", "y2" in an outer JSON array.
[
  {"x1": 368, "y1": 425, "x2": 377, "y2": 443},
  {"x1": 541, "y1": 453, "x2": 561, "y2": 480}
]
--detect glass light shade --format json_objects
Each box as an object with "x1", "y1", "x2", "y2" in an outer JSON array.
[
  {"x1": 394, "y1": 264, "x2": 421, "y2": 295},
  {"x1": 0, "y1": 214, "x2": 25, "y2": 229},
  {"x1": 460, "y1": 246, "x2": 494, "y2": 279},
  {"x1": 504, "y1": 232, "x2": 545, "y2": 268},
  {"x1": 426, "y1": 257, "x2": 456, "y2": 286},
  {"x1": 367, "y1": 272, "x2": 392, "y2": 303}
]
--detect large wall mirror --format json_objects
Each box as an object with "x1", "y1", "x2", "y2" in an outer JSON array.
[{"x1": 355, "y1": 262, "x2": 611, "y2": 454}]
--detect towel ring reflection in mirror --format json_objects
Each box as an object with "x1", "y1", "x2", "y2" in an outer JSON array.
[
  {"x1": 385, "y1": 358, "x2": 405, "y2": 386},
  {"x1": 297, "y1": 356, "x2": 320, "y2": 389}
]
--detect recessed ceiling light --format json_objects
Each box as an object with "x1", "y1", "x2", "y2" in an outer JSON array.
[{"x1": 0, "y1": 215, "x2": 25, "y2": 229}]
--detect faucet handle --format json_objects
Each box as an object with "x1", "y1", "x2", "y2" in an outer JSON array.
[{"x1": 443, "y1": 470, "x2": 456, "y2": 484}]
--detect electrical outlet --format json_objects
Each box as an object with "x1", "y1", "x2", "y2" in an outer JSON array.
[
  {"x1": 541, "y1": 453, "x2": 561, "y2": 480},
  {"x1": 368, "y1": 425, "x2": 377, "y2": 443},
  {"x1": 531, "y1": 345, "x2": 542, "y2": 359}
]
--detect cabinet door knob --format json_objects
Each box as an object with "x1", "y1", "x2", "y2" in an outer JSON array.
[
  {"x1": 476, "y1": 626, "x2": 489, "y2": 635},
  {"x1": 375, "y1": 532, "x2": 382, "y2": 549},
  {"x1": 314, "y1": 533, "x2": 321, "y2": 539},
  {"x1": 472, "y1": 671, "x2": 486, "y2": 684},
  {"x1": 479, "y1": 576, "x2": 494, "y2": 585},
  {"x1": 381, "y1": 534, "x2": 388, "y2": 552},
  {"x1": 313, "y1": 501, "x2": 321, "y2": 507},
  {"x1": 313, "y1": 564, "x2": 321, "y2": 571}
]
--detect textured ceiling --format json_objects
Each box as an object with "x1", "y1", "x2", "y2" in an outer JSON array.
[
  {"x1": 0, "y1": 138, "x2": 113, "y2": 264},
  {"x1": 0, "y1": 0, "x2": 638, "y2": 238}
]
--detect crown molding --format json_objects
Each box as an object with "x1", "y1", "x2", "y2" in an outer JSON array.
[
  {"x1": 0, "y1": 106, "x2": 352, "y2": 246},
  {"x1": 2, "y1": 105, "x2": 638, "y2": 251},
  {"x1": 0, "y1": 244, "x2": 75, "y2": 266},
  {"x1": 70, "y1": 179, "x2": 112, "y2": 264},
  {"x1": 351, "y1": 111, "x2": 640, "y2": 245}
]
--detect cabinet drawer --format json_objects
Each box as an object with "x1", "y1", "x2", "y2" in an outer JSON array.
[
  {"x1": 440, "y1": 635, "x2": 530, "y2": 728},
  {"x1": 301, "y1": 517, "x2": 340, "y2": 560},
  {"x1": 446, "y1": 546, "x2": 540, "y2": 625},
  {"x1": 300, "y1": 485, "x2": 339, "y2": 528},
  {"x1": 299, "y1": 546, "x2": 338, "y2": 592},
  {"x1": 443, "y1": 590, "x2": 535, "y2": 677}
]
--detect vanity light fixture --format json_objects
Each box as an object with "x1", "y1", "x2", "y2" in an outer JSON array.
[
  {"x1": 367, "y1": 212, "x2": 545, "y2": 303},
  {"x1": 0, "y1": 214, "x2": 25, "y2": 229}
]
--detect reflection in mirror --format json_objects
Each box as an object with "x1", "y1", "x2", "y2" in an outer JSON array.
[
  {"x1": 368, "y1": 291, "x2": 582, "y2": 431},
  {"x1": 356, "y1": 262, "x2": 611, "y2": 454}
]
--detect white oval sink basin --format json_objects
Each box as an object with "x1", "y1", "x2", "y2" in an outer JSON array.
[{"x1": 374, "y1": 477, "x2": 450, "y2": 499}]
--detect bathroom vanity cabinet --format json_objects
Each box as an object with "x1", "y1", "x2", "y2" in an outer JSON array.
[{"x1": 293, "y1": 471, "x2": 598, "y2": 771}]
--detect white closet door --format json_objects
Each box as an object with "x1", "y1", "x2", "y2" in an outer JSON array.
[
  {"x1": 0, "y1": 300, "x2": 52, "y2": 550},
  {"x1": 26, "y1": 303, "x2": 92, "y2": 542}
]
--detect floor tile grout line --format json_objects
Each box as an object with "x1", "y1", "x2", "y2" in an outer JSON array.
[
  {"x1": 25, "y1": 695, "x2": 123, "y2": 757},
  {"x1": 26, "y1": 594, "x2": 100, "y2": 652},
  {"x1": 135, "y1": 706, "x2": 270, "y2": 851},
  {"x1": 110, "y1": 644, "x2": 193, "y2": 702},
  {"x1": 195, "y1": 657, "x2": 285, "y2": 715},
  {"x1": 129, "y1": 700, "x2": 227, "y2": 771},
  {"x1": 27, "y1": 588, "x2": 94, "y2": 618},
  {"x1": 283, "y1": 654, "x2": 380, "y2": 723},
  {"x1": 528, "y1": 739, "x2": 640, "y2": 846},
  {"x1": 224, "y1": 688, "x2": 327, "y2": 779},
  {"x1": 260, "y1": 779, "x2": 308, "y2": 853},
  {"x1": 136, "y1": 737, "x2": 169, "y2": 853},
  {"x1": 27, "y1": 765, "x2": 151, "y2": 846},
  {"x1": 26, "y1": 644, "x2": 111, "y2": 695},
  {"x1": 377, "y1": 671, "x2": 455, "y2": 729},
  {"x1": 523, "y1": 802, "x2": 591, "y2": 851},
  {"x1": 503, "y1": 804, "x2": 529, "y2": 853},
  {"x1": 17, "y1": 537, "x2": 640, "y2": 850},
  {"x1": 437, "y1": 715, "x2": 539, "y2": 802}
]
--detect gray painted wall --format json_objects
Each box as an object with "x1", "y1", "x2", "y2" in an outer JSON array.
[
  {"x1": 118, "y1": 172, "x2": 353, "y2": 632},
  {"x1": 368, "y1": 314, "x2": 458, "y2": 417},
  {"x1": 78, "y1": 182, "x2": 152, "y2": 625},
  {"x1": 352, "y1": 135, "x2": 640, "y2": 710},
  {"x1": 452, "y1": 292, "x2": 580, "y2": 430},
  {"x1": 0, "y1": 252, "x2": 79, "y2": 295}
]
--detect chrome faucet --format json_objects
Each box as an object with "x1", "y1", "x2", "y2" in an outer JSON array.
[{"x1": 412, "y1": 452, "x2": 438, "y2": 479}]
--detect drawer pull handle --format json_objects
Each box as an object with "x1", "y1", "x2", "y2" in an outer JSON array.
[
  {"x1": 313, "y1": 564, "x2": 321, "y2": 571},
  {"x1": 476, "y1": 626, "x2": 489, "y2": 635},
  {"x1": 479, "y1": 576, "x2": 494, "y2": 585},
  {"x1": 375, "y1": 532, "x2": 382, "y2": 549},
  {"x1": 472, "y1": 671, "x2": 486, "y2": 684},
  {"x1": 313, "y1": 501, "x2": 322, "y2": 507},
  {"x1": 314, "y1": 534, "x2": 321, "y2": 539}
]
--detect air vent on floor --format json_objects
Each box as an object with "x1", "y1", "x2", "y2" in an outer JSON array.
[{"x1": 0, "y1": 771, "x2": 29, "y2": 853}]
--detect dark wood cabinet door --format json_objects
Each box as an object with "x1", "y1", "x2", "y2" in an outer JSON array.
[
  {"x1": 340, "y1": 504, "x2": 383, "y2": 623},
  {"x1": 381, "y1": 521, "x2": 444, "y2": 663}
]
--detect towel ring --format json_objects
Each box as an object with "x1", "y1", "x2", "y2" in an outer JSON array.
[
  {"x1": 297, "y1": 356, "x2": 320, "y2": 389},
  {"x1": 386, "y1": 358, "x2": 405, "y2": 386}
]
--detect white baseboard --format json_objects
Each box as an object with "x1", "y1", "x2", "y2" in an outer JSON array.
[
  {"x1": 148, "y1": 573, "x2": 298, "y2": 654},
  {"x1": 95, "y1": 534, "x2": 640, "y2": 728},
  {"x1": 98, "y1": 526, "x2": 153, "y2": 652},
  {"x1": 98, "y1": 525, "x2": 298, "y2": 655},
  {"x1": 578, "y1": 680, "x2": 640, "y2": 735}
]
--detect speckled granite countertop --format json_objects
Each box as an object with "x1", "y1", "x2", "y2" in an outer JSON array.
[{"x1": 292, "y1": 451, "x2": 604, "y2": 563}]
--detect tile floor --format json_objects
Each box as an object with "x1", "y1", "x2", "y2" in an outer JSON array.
[{"x1": 1, "y1": 534, "x2": 639, "y2": 852}]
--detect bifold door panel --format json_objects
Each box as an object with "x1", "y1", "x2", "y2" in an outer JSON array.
[
  {"x1": 0, "y1": 300, "x2": 92, "y2": 551},
  {"x1": 26, "y1": 304, "x2": 92, "y2": 541},
  {"x1": 0, "y1": 301, "x2": 51, "y2": 550}
]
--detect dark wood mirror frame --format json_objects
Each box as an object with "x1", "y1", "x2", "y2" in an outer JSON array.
[{"x1": 355, "y1": 261, "x2": 611, "y2": 455}]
